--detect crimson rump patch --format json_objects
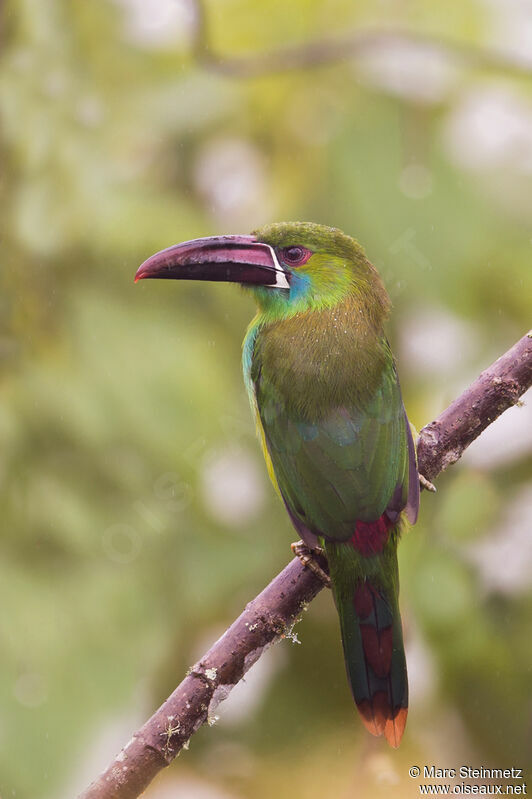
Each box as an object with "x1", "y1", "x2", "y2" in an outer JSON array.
[{"x1": 351, "y1": 513, "x2": 394, "y2": 556}]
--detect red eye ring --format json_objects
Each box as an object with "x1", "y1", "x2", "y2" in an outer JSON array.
[{"x1": 279, "y1": 246, "x2": 312, "y2": 267}]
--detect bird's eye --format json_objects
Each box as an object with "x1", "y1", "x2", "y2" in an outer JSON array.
[{"x1": 279, "y1": 246, "x2": 312, "y2": 267}]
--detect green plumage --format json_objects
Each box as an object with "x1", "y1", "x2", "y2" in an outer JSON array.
[
  {"x1": 243, "y1": 223, "x2": 419, "y2": 746},
  {"x1": 251, "y1": 321, "x2": 408, "y2": 534},
  {"x1": 138, "y1": 219, "x2": 419, "y2": 747}
]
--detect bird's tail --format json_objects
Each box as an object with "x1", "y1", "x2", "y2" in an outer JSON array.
[{"x1": 324, "y1": 537, "x2": 408, "y2": 748}]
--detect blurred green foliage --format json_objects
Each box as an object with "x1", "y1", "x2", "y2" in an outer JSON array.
[{"x1": 0, "y1": 1, "x2": 531, "y2": 797}]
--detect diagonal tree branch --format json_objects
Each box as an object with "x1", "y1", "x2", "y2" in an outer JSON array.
[
  {"x1": 417, "y1": 332, "x2": 532, "y2": 481},
  {"x1": 79, "y1": 331, "x2": 532, "y2": 799},
  {"x1": 189, "y1": 0, "x2": 532, "y2": 80}
]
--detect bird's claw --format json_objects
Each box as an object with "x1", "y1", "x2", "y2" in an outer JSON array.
[
  {"x1": 291, "y1": 540, "x2": 331, "y2": 588},
  {"x1": 419, "y1": 473, "x2": 437, "y2": 492}
]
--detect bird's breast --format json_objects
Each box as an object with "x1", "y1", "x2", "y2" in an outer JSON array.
[{"x1": 252, "y1": 303, "x2": 388, "y2": 419}]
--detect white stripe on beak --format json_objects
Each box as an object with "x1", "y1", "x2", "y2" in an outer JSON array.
[{"x1": 266, "y1": 246, "x2": 290, "y2": 290}]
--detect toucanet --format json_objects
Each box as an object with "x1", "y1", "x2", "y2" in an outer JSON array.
[{"x1": 136, "y1": 222, "x2": 420, "y2": 747}]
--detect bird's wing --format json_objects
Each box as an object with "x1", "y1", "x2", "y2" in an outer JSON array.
[{"x1": 252, "y1": 358, "x2": 418, "y2": 543}]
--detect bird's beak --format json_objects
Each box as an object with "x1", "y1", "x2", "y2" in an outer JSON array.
[{"x1": 135, "y1": 235, "x2": 290, "y2": 289}]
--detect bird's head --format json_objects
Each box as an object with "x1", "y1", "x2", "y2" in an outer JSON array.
[{"x1": 135, "y1": 221, "x2": 389, "y2": 320}]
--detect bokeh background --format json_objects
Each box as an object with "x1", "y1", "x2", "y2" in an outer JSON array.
[{"x1": 1, "y1": 1, "x2": 531, "y2": 797}]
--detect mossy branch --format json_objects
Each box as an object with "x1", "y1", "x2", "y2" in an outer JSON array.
[{"x1": 79, "y1": 331, "x2": 532, "y2": 799}]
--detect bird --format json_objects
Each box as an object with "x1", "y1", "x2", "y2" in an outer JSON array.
[{"x1": 135, "y1": 221, "x2": 420, "y2": 747}]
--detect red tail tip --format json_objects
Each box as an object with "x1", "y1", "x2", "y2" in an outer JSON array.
[
  {"x1": 357, "y1": 694, "x2": 408, "y2": 747},
  {"x1": 384, "y1": 707, "x2": 408, "y2": 748}
]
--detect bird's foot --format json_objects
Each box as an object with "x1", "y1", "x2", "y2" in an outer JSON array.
[
  {"x1": 419, "y1": 473, "x2": 437, "y2": 492},
  {"x1": 291, "y1": 540, "x2": 331, "y2": 588}
]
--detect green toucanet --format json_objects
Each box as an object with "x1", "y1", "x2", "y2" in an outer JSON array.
[{"x1": 136, "y1": 222, "x2": 419, "y2": 747}]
